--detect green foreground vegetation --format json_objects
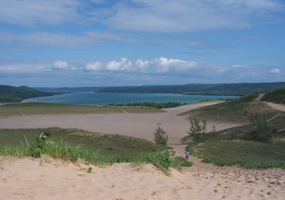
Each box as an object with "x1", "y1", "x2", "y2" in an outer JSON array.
[
  {"x1": 0, "y1": 128, "x2": 192, "y2": 173},
  {"x1": 181, "y1": 89, "x2": 285, "y2": 169}
]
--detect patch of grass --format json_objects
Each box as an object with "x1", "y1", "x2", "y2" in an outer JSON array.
[{"x1": 186, "y1": 140, "x2": 285, "y2": 169}]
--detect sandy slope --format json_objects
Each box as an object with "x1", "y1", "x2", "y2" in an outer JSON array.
[
  {"x1": 1, "y1": 102, "x2": 285, "y2": 199},
  {"x1": 1, "y1": 157, "x2": 285, "y2": 200}
]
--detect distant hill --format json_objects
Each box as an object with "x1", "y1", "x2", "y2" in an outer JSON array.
[
  {"x1": 33, "y1": 87, "x2": 101, "y2": 93},
  {"x1": 96, "y1": 82, "x2": 285, "y2": 96},
  {"x1": 261, "y1": 88, "x2": 285, "y2": 104},
  {"x1": 0, "y1": 85, "x2": 60, "y2": 103}
]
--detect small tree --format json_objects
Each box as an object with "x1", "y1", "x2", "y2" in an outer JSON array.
[
  {"x1": 182, "y1": 117, "x2": 217, "y2": 143},
  {"x1": 153, "y1": 126, "x2": 168, "y2": 145},
  {"x1": 245, "y1": 113, "x2": 272, "y2": 142}
]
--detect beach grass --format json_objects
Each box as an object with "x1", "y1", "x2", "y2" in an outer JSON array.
[
  {"x1": 0, "y1": 128, "x2": 192, "y2": 173},
  {"x1": 0, "y1": 102, "x2": 164, "y2": 118},
  {"x1": 0, "y1": 128, "x2": 164, "y2": 157}
]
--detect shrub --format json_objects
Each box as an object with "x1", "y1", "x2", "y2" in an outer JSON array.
[
  {"x1": 244, "y1": 113, "x2": 272, "y2": 142},
  {"x1": 181, "y1": 117, "x2": 217, "y2": 143},
  {"x1": 153, "y1": 127, "x2": 168, "y2": 145}
]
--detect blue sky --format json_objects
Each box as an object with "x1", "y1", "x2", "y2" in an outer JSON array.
[{"x1": 0, "y1": 0, "x2": 284, "y2": 87}]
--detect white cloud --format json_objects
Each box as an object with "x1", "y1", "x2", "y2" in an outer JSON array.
[
  {"x1": 106, "y1": 58, "x2": 132, "y2": 71},
  {"x1": 86, "y1": 62, "x2": 101, "y2": 71},
  {"x1": 232, "y1": 65, "x2": 247, "y2": 68},
  {"x1": 54, "y1": 61, "x2": 68, "y2": 69},
  {"x1": 270, "y1": 68, "x2": 280, "y2": 73},
  {"x1": 1, "y1": 56, "x2": 284, "y2": 86}
]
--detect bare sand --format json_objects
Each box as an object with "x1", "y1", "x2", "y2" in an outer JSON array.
[
  {"x1": 0, "y1": 103, "x2": 237, "y2": 143},
  {"x1": 1, "y1": 102, "x2": 285, "y2": 200}
]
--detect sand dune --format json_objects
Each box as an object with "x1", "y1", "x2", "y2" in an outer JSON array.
[
  {"x1": 1, "y1": 102, "x2": 285, "y2": 199},
  {"x1": 1, "y1": 156, "x2": 285, "y2": 200}
]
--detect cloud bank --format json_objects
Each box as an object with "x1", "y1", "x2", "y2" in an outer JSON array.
[{"x1": 0, "y1": 57, "x2": 283, "y2": 87}]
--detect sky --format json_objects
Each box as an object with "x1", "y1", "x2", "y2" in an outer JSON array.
[{"x1": 0, "y1": 0, "x2": 285, "y2": 87}]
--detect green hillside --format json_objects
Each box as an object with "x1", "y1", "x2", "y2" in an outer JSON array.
[
  {"x1": 261, "y1": 88, "x2": 285, "y2": 104},
  {"x1": 96, "y1": 82, "x2": 285, "y2": 96},
  {"x1": 0, "y1": 85, "x2": 60, "y2": 103}
]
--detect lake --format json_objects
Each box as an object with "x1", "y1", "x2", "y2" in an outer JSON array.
[{"x1": 22, "y1": 93, "x2": 239, "y2": 105}]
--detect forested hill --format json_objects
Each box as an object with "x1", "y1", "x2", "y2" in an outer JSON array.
[
  {"x1": 0, "y1": 85, "x2": 60, "y2": 103},
  {"x1": 96, "y1": 82, "x2": 285, "y2": 96}
]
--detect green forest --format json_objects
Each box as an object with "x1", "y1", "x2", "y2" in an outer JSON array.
[
  {"x1": 0, "y1": 85, "x2": 60, "y2": 103},
  {"x1": 96, "y1": 82, "x2": 285, "y2": 96}
]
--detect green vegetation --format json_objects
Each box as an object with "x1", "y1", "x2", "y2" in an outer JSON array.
[
  {"x1": 0, "y1": 85, "x2": 60, "y2": 103},
  {"x1": 0, "y1": 128, "x2": 192, "y2": 173},
  {"x1": 181, "y1": 118, "x2": 217, "y2": 143},
  {"x1": 179, "y1": 94, "x2": 280, "y2": 123},
  {"x1": 244, "y1": 113, "x2": 273, "y2": 142},
  {"x1": 182, "y1": 90, "x2": 285, "y2": 169},
  {"x1": 186, "y1": 140, "x2": 285, "y2": 169},
  {"x1": 261, "y1": 88, "x2": 285, "y2": 104},
  {"x1": 96, "y1": 82, "x2": 285, "y2": 96},
  {"x1": 0, "y1": 102, "x2": 164, "y2": 118},
  {"x1": 153, "y1": 127, "x2": 168, "y2": 145},
  {"x1": 109, "y1": 102, "x2": 185, "y2": 109}
]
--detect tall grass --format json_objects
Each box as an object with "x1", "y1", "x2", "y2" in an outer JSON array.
[
  {"x1": 0, "y1": 141, "x2": 191, "y2": 173},
  {"x1": 0, "y1": 131, "x2": 192, "y2": 174}
]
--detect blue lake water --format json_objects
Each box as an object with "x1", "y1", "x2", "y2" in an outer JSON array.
[{"x1": 23, "y1": 93, "x2": 239, "y2": 105}]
